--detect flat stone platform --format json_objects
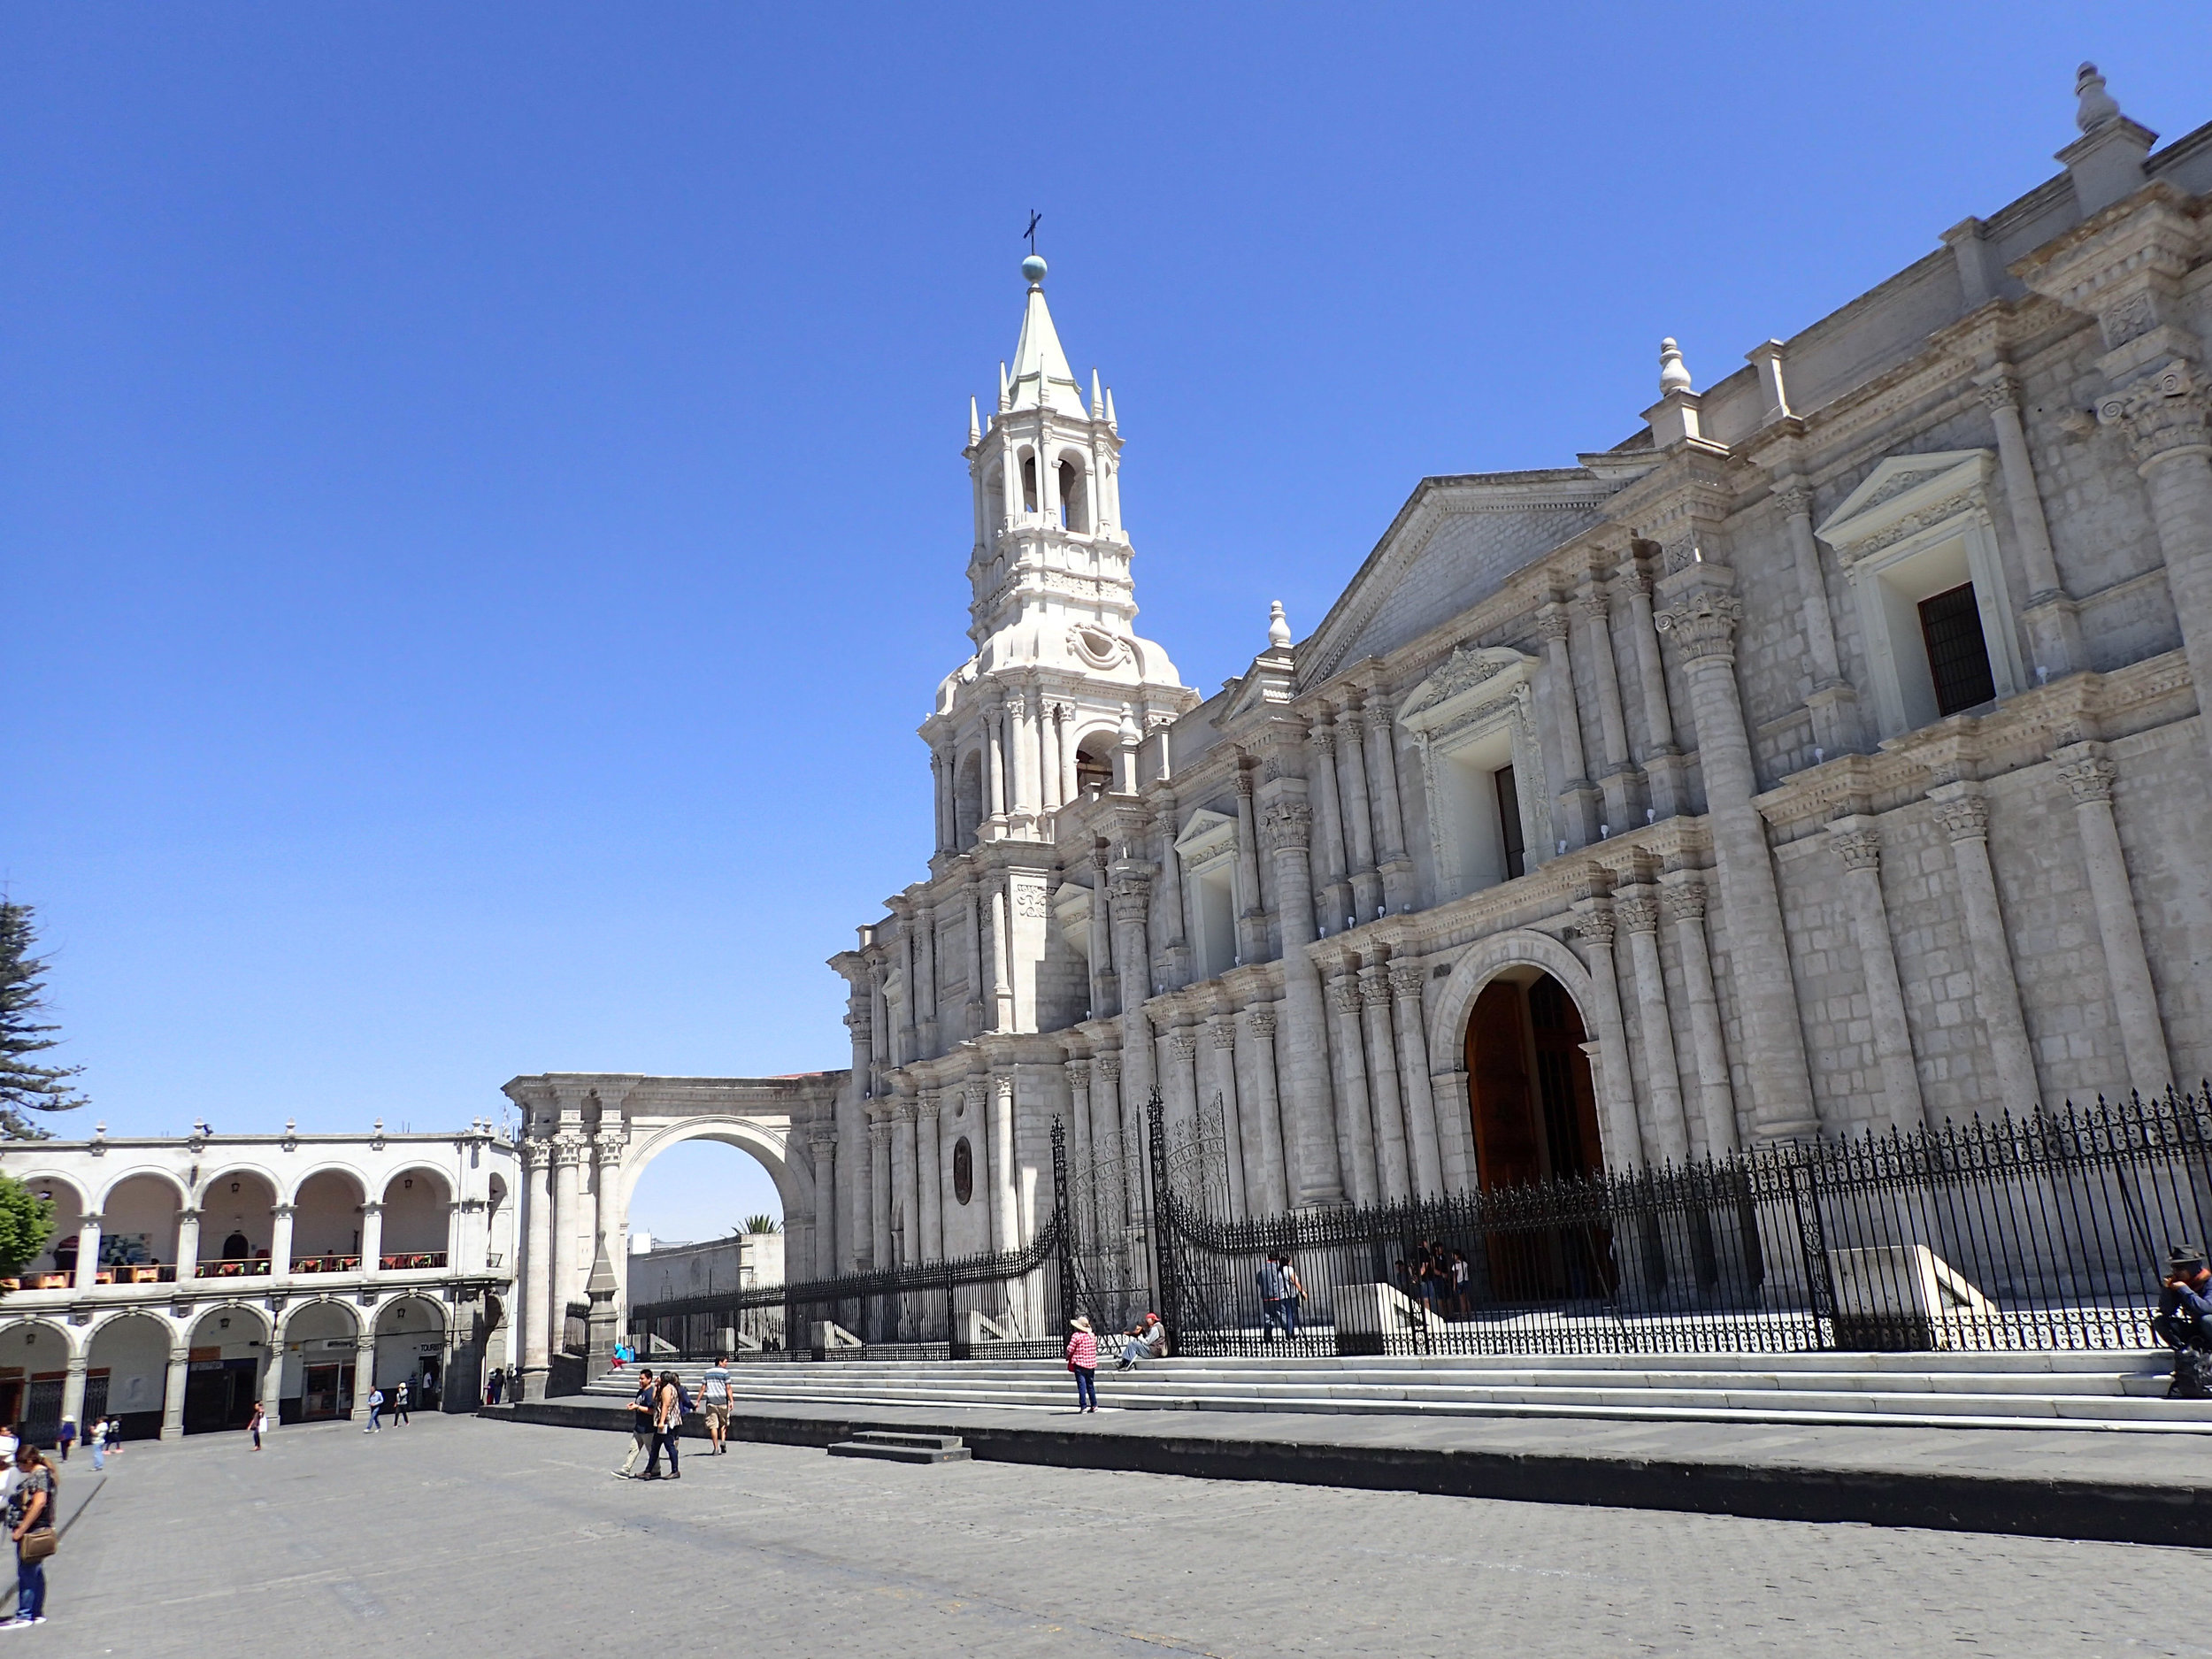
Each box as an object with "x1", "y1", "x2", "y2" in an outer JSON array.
[{"x1": 499, "y1": 1393, "x2": 2212, "y2": 1548}]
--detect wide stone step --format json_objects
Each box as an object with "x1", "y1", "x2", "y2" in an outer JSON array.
[{"x1": 825, "y1": 1430, "x2": 971, "y2": 1464}]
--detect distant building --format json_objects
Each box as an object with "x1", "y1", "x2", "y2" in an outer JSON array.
[{"x1": 0, "y1": 1122, "x2": 515, "y2": 1439}]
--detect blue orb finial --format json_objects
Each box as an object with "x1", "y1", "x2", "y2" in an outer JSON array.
[{"x1": 1021, "y1": 253, "x2": 1047, "y2": 286}]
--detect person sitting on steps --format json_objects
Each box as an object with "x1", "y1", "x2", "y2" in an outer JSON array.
[{"x1": 2154, "y1": 1243, "x2": 2212, "y2": 1399}]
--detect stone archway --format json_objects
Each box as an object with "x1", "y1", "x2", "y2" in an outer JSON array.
[
  {"x1": 614, "y1": 1114, "x2": 805, "y2": 1317},
  {"x1": 1427, "y1": 927, "x2": 1639, "y2": 1178}
]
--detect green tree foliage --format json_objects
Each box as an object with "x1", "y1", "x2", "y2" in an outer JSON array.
[
  {"x1": 0, "y1": 902, "x2": 88, "y2": 1140},
  {"x1": 0, "y1": 1178, "x2": 55, "y2": 1281},
  {"x1": 739, "y1": 1213, "x2": 780, "y2": 1235}
]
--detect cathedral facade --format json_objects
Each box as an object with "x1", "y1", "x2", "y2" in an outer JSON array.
[{"x1": 511, "y1": 70, "x2": 2212, "y2": 1355}]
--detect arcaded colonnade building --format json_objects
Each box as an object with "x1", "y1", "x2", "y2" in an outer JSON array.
[
  {"x1": 510, "y1": 71, "x2": 2212, "y2": 1369},
  {"x1": 0, "y1": 1124, "x2": 514, "y2": 1439}
]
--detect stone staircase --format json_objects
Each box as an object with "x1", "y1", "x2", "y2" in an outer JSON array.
[
  {"x1": 826, "y1": 1429, "x2": 972, "y2": 1464},
  {"x1": 585, "y1": 1348, "x2": 2212, "y2": 1433}
]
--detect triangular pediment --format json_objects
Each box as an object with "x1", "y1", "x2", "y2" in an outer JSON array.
[{"x1": 1816, "y1": 450, "x2": 1993, "y2": 548}]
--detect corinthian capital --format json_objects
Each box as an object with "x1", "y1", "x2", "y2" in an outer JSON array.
[
  {"x1": 2098, "y1": 363, "x2": 2210, "y2": 472},
  {"x1": 1930, "y1": 786, "x2": 1991, "y2": 844},
  {"x1": 1537, "y1": 603, "x2": 1573, "y2": 644},
  {"x1": 1662, "y1": 877, "x2": 1708, "y2": 920},
  {"x1": 2057, "y1": 755, "x2": 2118, "y2": 804},
  {"x1": 1655, "y1": 593, "x2": 1743, "y2": 663},
  {"x1": 1828, "y1": 826, "x2": 1883, "y2": 872},
  {"x1": 1615, "y1": 893, "x2": 1661, "y2": 934},
  {"x1": 1576, "y1": 904, "x2": 1618, "y2": 950},
  {"x1": 1262, "y1": 800, "x2": 1312, "y2": 853}
]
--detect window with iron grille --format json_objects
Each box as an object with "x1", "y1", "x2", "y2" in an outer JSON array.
[{"x1": 1916, "y1": 582, "x2": 1996, "y2": 717}]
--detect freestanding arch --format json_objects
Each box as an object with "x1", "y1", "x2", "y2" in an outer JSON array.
[
  {"x1": 615, "y1": 1116, "x2": 805, "y2": 1313},
  {"x1": 1427, "y1": 926, "x2": 1640, "y2": 1177}
]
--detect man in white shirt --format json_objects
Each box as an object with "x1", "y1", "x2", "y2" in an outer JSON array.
[{"x1": 700, "y1": 1356, "x2": 733, "y2": 1455}]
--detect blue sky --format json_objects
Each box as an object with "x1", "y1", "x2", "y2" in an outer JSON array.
[{"x1": 7, "y1": 4, "x2": 2208, "y2": 1240}]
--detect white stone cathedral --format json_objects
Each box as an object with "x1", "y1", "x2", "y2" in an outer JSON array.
[{"x1": 508, "y1": 68, "x2": 2212, "y2": 1365}]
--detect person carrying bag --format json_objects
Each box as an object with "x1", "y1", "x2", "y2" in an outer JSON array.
[{"x1": 8, "y1": 1440, "x2": 57, "y2": 1628}]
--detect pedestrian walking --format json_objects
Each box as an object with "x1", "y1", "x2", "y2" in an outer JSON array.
[
  {"x1": 6, "y1": 1441, "x2": 56, "y2": 1630},
  {"x1": 700, "y1": 1356, "x2": 733, "y2": 1455},
  {"x1": 393, "y1": 1380, "x2": 411, "y2": 1426},
  {"x1": 101, "y1": 1419, "x2": 120, "y2": 1458},
  {"x1": 247, "y1": 1402, "x2": 265, "y2": 1452},
  {"x1": 1258, "y1": 1255, "x2": 1292, "y2": 1341},
  {"x1": 1280, "y1": 1257, "x2": 1305, "y2": 1340},
  {"x1": 1065, "y1": 1317, "x2": 1099, "y2": 1412},
  {"x1": 487, "y1": 1367, "x2": 505, "y2": 1407},
  {"x1": 53, "y1": 1419, "x2": 73, "y2": 1464},
  {"x1": 617, "y1": 1370, "x2": 657, "y2": 1478},
  {"x1": 364, "y1": 1387, "x2": 385, "y2": 1432},
  {"x1": 87, "y1": 1420, "x2": 105, "y2": 1473},
  {"x1": 647, "y1": 1371, "x2": 683, "y2": 1481}
]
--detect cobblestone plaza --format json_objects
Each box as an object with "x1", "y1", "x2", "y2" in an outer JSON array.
[{"x1": 44, "y1": 1415, "x2": 2208, "y2": 1656}]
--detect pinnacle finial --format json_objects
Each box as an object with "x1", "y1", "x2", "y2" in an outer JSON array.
[
  {"x1": 1658, "y1": 337, "x2": 1694, "y2": 396},
  {"x1": 1268, "y1": 600, "x2": 1292, "y2": 649},
  {"x1": 1103, "y1": 387, "x2": 1118, "y2": 430},
  {"x1": 1091, "y1": 367, "x2": 1104, "y2": 419},
  {"x1": 1022, "y1": 253, "x2": 1048, "y2": 286},
  {"x1": 997, "y1": 361, "x2": 1010, "y2": 413},
  {"x1": 2076, "y1": 62, "x2": 2122, "y2": 134},
  {"x1": 969, "y1": 396, "x2": 981, "y2": 446}
]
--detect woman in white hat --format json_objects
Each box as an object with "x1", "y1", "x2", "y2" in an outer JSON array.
[{"x1": 1064, "y1": 1316, "x2": 1099, "y2": 1413}]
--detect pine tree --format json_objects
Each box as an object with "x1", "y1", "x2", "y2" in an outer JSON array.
[{"x1": 0, "y1": 902, "x2": 89, "y2": 1140}]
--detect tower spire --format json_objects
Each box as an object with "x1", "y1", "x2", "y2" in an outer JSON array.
[
  {"x1": 1005, "y1": 254, "x2": 1086, "y2": 418},
  {"x1": 969, "y1": 396, "x2": 981, "y2": 447}
]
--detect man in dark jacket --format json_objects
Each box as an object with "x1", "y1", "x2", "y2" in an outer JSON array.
[{"x1": 2154, "y1": 1245, "x2": 2212, "y2": 1398}]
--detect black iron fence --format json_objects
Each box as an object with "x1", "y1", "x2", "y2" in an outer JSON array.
[
  {"x1": 628, "y1": 1088, "x2": 2212, "y2": 1364},
  {"x1": 1151, "y1": 1087, "x2": 2212, "y2": 1358},
  {"x1": 628, "y1": 1125, "x2": 1076, "y2": 1362}
]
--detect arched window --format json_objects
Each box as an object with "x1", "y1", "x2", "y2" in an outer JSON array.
[
  {"x1": 1020, "y1": 454, "x2": 1039, "y2": 514},
  {"x1": 1057, "y1": 458, "x2": 1089, "y2": 532},
  {"x1": 1074, "y1": 738, "x2": 1113, "y2": 798}
]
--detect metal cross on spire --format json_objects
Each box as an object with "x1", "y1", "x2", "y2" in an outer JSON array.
[{"x1": 1024, "y1": 210, "x2": 1042, "y2": 254}]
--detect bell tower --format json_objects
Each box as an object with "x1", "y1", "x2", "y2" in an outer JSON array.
[{"x1": 922, "y1": 255, "x2": 1194, "y2": 855}]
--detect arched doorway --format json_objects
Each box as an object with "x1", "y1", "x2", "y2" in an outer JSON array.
[
  {"x1": 280, "y1": 1301, "x2": 359, "y2": 1422},
  {"x1": 180, "y1": 1305, "x2": 268, "y2": 1433},
  {"x1": 374, "y1": 1296, "x2": 447, "y2": 1410},
  {"x1": 1463, "y1": 969, "x2": 1613, "y2": 1301},
  {"x1": 0, "y1": 1321, "x2": 73, "y2": 1445},
  {"x1": 86, "y1": 1313, "x2": 171, "y2": 1440}
]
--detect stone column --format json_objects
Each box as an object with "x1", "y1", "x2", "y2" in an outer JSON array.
[
  {"x1": 917, "y1": 1093, "x2": 944, "y2": 1261},
  {"x1": 1088, "y1": 843, "x2": 1117, "y2": 1019},
  {"x1": 1206, "y1": 1017, "x2": 1249, "y2": 1217},
  {"x1": 1110, "y1": 866, "x2": 1157, "y2": 1207},
  {"x1": 1064, "y1": 1061, "x2": 1097, "y2": 1238},
  {"x1": 808, "y1": 1128, "x2": 839, "y2": 1278},
  {"x1": 1388, "y1": 965, "x2": 1445, "y2": 1196},
  {"x1": 352, "y1": 1326, "x2": 379, "y2": 1421},
  {"x1": 931, "y1": 745, "x2": 952, "y2": 854},
  {"x1": 1579, "y1": 574, "x2": 1639, "y2": 831},
  {"x1": 1240, "y1": 1007, "x2": 1288, "y2": 1213},
  {"x1": 73, "y1": 1210, "x2": 104, "y2": 1293},
  {"x1": 520, "y1": 1141, "x2": 551, "y2": 1385},
  {"x1": 1165, "y1": 1024, "x2": 1202, "y2": 1143},
  {"x1": 60, "y1": 1355, "x2": 87, "y2": 1442},
  {"x1": 2055, "y1": 747, "x2": 2172, "y2": 1090},
  {"x1": 161, "y1": 1344, "x2": 189, "y2": 1439},
  {"x1": 1264, "y1": 798, "x2": 1344, "y2": 1206},
  {"x1": 868, "y1": 1109, "x2": 895, "y2": 1268},
  {"x1": 961, "y1": 881, "x2": 986, "y2": 1039},
  {"x1": 1153, "y1": 788, "x2": 1190, "y2": 982},
  {"x1": 175, "y1": 1207, "x2": 203, "y2": 1281},
  {"x1": 1336, "y1": 708, "x2": 1382, "y2": 922},
  {"x1": 984, "y1": 696, "x2": 1007, "y2": 823},
  {"x1": 1307, "y1": 716, "x2": 1352, "y2": 932},
  {"x1": 1656, "y1": 578, "x2": 1819, "y2": 1139},
  {"x1": 1571, "y1": 899, "x2": 1645, "y2": 1171},
  {"x1": 842, "y1": 980, "x2": 875, "y2": 1271},
  {"x1": 1358, "y1": 964, "x2": 1409, "y2": 1200},
  {"x1": 1010, "y1": 686, "x2": 1039, "y2": 828},
  {"x1": 1929, "y1": 784, "x2": 2040, "y2": 1111},
  {"x1": 1771, "y1": 479, "x2": 1861, "y2": 755},
  {"x1": 359, "y1": 1199, "x2": 386, "y2": 1279},
  {"x1": 1361, "y1": 700, "x2": 1416, "y2": 913},
  {"x1": 1539, "y1": 602, "x2": 1596, "y2": 849},
  {"x1": 1059, "y1": 705, "x2": 1080, "y2": 805},
  {"x1": 1979, "y1": 368, "x2": 2082, "y2": 676},
  {"x1": 915, "y1": 902, "x2": 939, "y2": 1056},
  {"x1": 551, "y1": 1134, "x2": 585, "y2": 1302},
  {"x1": 1661, "y1": 875, "x2": 1740, "y2": 1156},
  {"x1": 1041, "y1": 703, "x2": 1064, "y2": 815},
  {"x1": 986, "y1": 879, "x2": 1014, "y2": 1033},
  {"x1": 1825, "y1": 820, "x2": 1927, "y2": 1133},
  {"x1": 895, "y1": 1101, "x2": 921, "y2": 1266},
  {"x1": 989, "y1": 1071, "x2": 1019, "y2": 1252},
  {"x1": 1327, "y1": 966, "x2": 1378, "y2": 1204},
  {"x1": 1616, "y1": 889, "x2": 1690, "y2": 1164},
  {"x1": 1093, "y1": 1051, "x2": 1131, "y2": 1225},
  {"x1": 869, "y1": 960, "x2": 890, "y2": 1096},
  {"x1": 1620, "y1": 556, "x2": 1685, "y2": 817},
  {"x1": 2100, "y1": 365, "x2": 2212, "y2": 780},
  {"x1": 591, "y1": 1129, "x2": 625, "y2": 1287},
  {"x1": 895, "y1": 919, "x2": 918, "y2": 1069},
  {"x1": 1233, "y1": 767, "x2": 1271, "y2": 963}
]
